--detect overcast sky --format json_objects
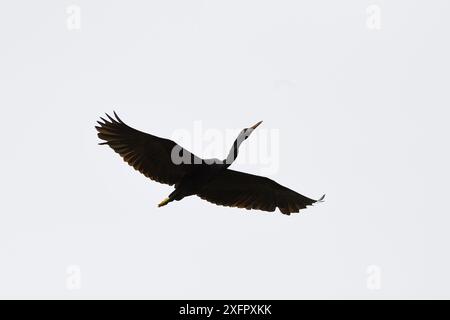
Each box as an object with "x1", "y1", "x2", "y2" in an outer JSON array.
[{"x1": 0, "y1": 0, "x2": 449, "y2": 298}]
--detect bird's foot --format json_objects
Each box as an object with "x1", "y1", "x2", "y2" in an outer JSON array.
[{"x1": 158, "y1": 198, "x2": 170, "y2": 207}]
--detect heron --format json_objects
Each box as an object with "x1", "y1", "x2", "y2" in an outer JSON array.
[{"x1": 96, "y1": 112, "x2": 324, "y2": 215}]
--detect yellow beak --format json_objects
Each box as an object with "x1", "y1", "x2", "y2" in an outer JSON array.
[{"x1": 250, "y1": 121, "x2": 263, "y2": 129}]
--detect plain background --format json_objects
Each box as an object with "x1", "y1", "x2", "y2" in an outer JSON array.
[{"x1": 0, "y1": 0, "x2": 449, "y2": 299}]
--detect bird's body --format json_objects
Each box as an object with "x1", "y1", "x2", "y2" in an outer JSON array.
[
  {"x1": 167, "y1": 162, "x2": 225, "y2": 201},
  {"x1": 96, "y1": 112, "x2": 324, "y2": 215}
]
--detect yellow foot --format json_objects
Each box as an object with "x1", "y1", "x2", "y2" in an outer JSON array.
[{"x1": 158, "y1": 198, "x2": 170, "y2": 207}]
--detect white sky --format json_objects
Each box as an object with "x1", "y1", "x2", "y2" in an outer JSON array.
[{"x1": 0, "y1": 0, "x2": 449, "y2": 298}]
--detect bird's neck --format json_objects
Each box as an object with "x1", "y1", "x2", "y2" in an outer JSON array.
[{"x1": 223, "y1": 130, "x2": 250, "y2": 167}]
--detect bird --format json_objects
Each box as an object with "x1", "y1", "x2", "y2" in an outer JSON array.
[{"x1": 96, "y1": 112, "x2": 324, "y2": 215}]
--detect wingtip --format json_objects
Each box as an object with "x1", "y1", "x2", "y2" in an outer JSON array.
[
  {"x1": 113, "y1": 110, "x2": 124, "y2": 123},
  {"x1": 317, "y1": 194, "x2": 326, "y2": 202},
  {"x1": 105, "y1": 112, "x2": 115, "y2": 123}
]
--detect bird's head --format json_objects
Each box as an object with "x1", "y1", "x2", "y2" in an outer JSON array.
[
  {"x1": 242, "y1": 121, "x2": 263, "y2": 140},
  {"x1": 224, "y1": 121, "x2": 263, "y2": 166}
]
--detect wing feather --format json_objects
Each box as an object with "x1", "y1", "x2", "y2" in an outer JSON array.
[
  {"x1": 96, "y1": 112, "x2": 201, "y2": 186},
  {"x1": 197, "y1": 169, "x2": 323, "y2": 215}
]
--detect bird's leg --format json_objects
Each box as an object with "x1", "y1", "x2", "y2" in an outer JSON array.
[
  {"x1": 158, "y1": 197, "x2": 171, "y2": 207},
  {"x1": 158, "y1": 188, "x2": 183, "y2": 207}
]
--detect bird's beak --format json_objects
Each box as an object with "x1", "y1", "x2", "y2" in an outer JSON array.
[{"x1": 250, "y1": 121, "x2": 263, "y2": 130}]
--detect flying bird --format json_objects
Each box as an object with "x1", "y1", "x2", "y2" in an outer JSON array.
[{"x1": 96, "y1": 112, "x2": 324, "y2": 215}]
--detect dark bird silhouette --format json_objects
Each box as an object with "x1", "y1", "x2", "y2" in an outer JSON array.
[{"x1": 96, "y1": 112, "x2": 324, "y2": 215}]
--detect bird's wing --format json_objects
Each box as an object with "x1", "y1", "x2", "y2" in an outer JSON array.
[
  {"x1": 96, "y1": 112, "x2": 202, "y2": 186},
  {"x1": 197, "y1": 169, "x2": 324, "y2": 215}
]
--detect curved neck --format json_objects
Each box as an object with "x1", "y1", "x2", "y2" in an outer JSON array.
[{"x1": 223, "y1": 129, "x2": 251, "y2": 167}]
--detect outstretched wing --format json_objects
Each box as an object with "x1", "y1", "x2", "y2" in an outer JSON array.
[
  {"x1": 197, "y1": 169, "x2": 324, "y2": 215},
  {"x1": 96, "y1": 112, "x2": 201, "y2": 186}
]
